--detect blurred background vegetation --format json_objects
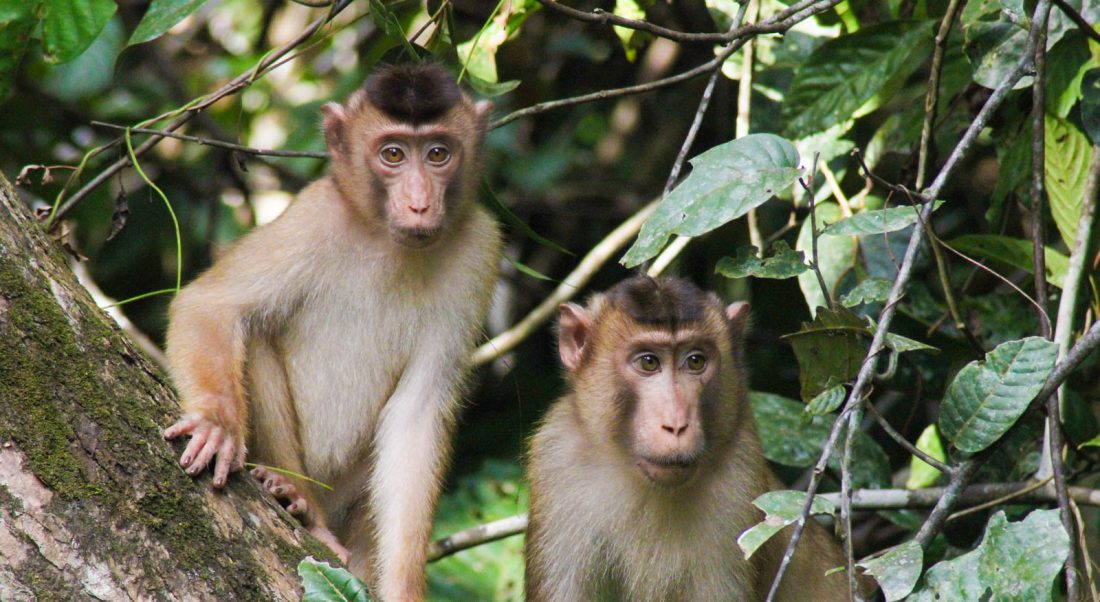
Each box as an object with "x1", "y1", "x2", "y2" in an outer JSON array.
[{"x1": 3, "y1": 0, "x2": 1099, "y2": 599}]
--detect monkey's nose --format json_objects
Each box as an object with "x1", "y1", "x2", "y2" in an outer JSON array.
[
  {"x1": 660, "y1": 423, "x2": 689, "y2": 437},
  {"x1": 408, "y1": 204, "x2": 429, "y2": 214}
]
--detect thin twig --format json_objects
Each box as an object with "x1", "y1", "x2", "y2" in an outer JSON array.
[
  {"x1": 427, "y1": 514, "x2": 527, "y2": 562},
  {"x1": 91, "y1": 122, "x2": 329, "y2": 159},
  {"x1": 491, "y1": 0, "x2": 844, "y2": 129},
  {"x1": 863, "y1": 399, "x2": 953, "y2": 476},
  {"x1": 802, "y1": 153, "x2": 834, "y2": 311},
  {"x1": 915, "y1": 0, "x2": 963, "y2": 189},
  {"x1": 947, "y1": 477, "x2": 1051, "y2": 520},
  {"x1": 840, "y1": 404, "x2": 863, "y2": 601}
]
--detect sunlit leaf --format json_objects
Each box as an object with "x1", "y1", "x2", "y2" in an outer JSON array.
[
  {"x1": 299, "y1": 558, "x2": 370, "y2": 602},
  {"x1": 821, "y1": 201, "x2": 943, "y2": 236},
  {"x1": 858, "y1": 541, "x2": 923, "y2": 601},
  {"x1": 737, "y1": 490, "x2": 835, "y2": 559},
  {"x1": 783, "y1": 21, "x2": 933, "y2": 136},
  {"x1": 715, "y1": 241, "x2": 809, "y2": 280},
  {"x1": 1045, "y1": 114, "x2": 1091, "y2": 249},
  {"x1": 948, "y1": 234, "x2": 1069, "y2": 288},
  {"x1": 128, "y1": 0, "x2": 207, "y2": 46},
  {"x1": 938, "y1": 337, "x2": 1058, "y2": 453},
  {"x1": 1045, "y1": 31, "x2": 1096, "y2": 118},
  {"x1": 622, "y1": 134, "x2": 801, "y2": 267},
  {"x1": 612, "y1": 0, "x2": 650, "y2": 62},
  {"x1": 961, "y1": 0, "x2": 1030, "y2": 89},
  {"x1": 906, "y1": 424, "x2": 947, "y2": 489}
]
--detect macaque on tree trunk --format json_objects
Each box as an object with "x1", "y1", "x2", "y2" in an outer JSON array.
[
  {"x1": 525, "y1": 275, "x2": 849, "y2": 601},
  {"x1": 163, "y1": 63, "x2": 501, "y2": 601}
]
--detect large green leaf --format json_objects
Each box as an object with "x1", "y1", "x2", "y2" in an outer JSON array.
[
  {"x1": 910, "y1": 510, "x2": 1069, "y2": 602},
  {"x1": 737, "y1": 490, "x2": 836, "y2": 559},
  {"x1": 715, "y1": 241, "x2": 809, "y2": 280},
  {"x1": 39, "y1": 16, "x2": 123, "y2": 100},
  {"x1": 129, "y1": 0, "x2": 210, "y2": 46},
  {"x1": 41, "y1": 0, "x2": 115, "y2": 63},
  {"x1": 797, "y1": 202, "x2": 858, "y2": 314},
  {"x1": 961, "y1": 0, "x2": 1029, "y2": 89},
  {"x1": 858, "y1": 541, "x2": 923, "y2": 602},
  {"x1": 1084, "y1": 69, "x2": 1100, "y2": 145},
  {"x1": 938, "y1": 337, "x2": 1058, "y2": 453},
  {"x1": 0, "y1": 0, "x2": 40, "y2": 98},
  {"x1": 1045, "y1": 31, "x2": 1096, "y2": 119},
  {"x1": 299, "y1": 558, "x2": 370, "y2": 602},
  {"x1": 621, "y1": 134, "x2": 801, "y2": 267},
  {"x1": 948, "y1": 234, "x2": 1069, "y2": 288},
  {"x1": 821, "y1": 201, "x2": 943, "y2": 236},
  {"x1": 783, "y1": 21, "x2": 933, "y2": 136},
  {"x1": 1046, "y1": 114, "x2": 1091, "y2": 249}
]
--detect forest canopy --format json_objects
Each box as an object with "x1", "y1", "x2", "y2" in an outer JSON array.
[{"x1": 2, "y1": 0, "x2": 1100, "y2": 599}]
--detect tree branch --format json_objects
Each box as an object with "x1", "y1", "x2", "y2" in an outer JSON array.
[{"x1": 90, "y1": 122, "x2": 329, "y2": 159}]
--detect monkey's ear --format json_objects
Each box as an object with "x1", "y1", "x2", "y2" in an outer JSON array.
[
  {"x1": 474, "y1": 100, "x2": 493, "y2": 134},
  {"x1": 558, "y1": 303, "x2": 592, "y2": 371},
  {"x1": 725, "y1": 302, "x2": 751, "y2": 341},
  {"x1": 321, "y1": 102, "x2": 348, "y2": 157}
]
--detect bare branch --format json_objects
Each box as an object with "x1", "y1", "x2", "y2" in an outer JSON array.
[
  {"x1": 428, "y1": 515, "x2": 528, "y2": 562},
  {"x1": 90, "y1": 122, "x2": 329, "y2": 159}
]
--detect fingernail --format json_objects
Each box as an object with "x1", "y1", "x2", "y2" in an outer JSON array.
[
  {"x1": 181, "y1": 455, "x2": 191, "y2": 466},
  {"x1": 215, "y1": 478, "x2": 225, "y2": 487}
]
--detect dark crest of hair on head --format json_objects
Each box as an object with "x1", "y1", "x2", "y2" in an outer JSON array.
[
  {"x1": 606, "y1": 275, "x2": 709, "y2": 332},
  {"x1": 363, "y1": 63, "x2": 462, "y2": 125}
]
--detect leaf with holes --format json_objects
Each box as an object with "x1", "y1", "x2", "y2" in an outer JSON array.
[
  {"x1": 938, "y1": 337, "x2": 1057, "y2": 453},
  {"x1": 737, "y1": 491, "x2": 836, "y2": 559},
  {"x1": 858, "y1": 541, "x2": 923, "y2": 602},
  {"x1": 299, "y1": 558, "x2": 370, "y2": 602},
  {"x1": 715, "y1": 241, "x2": 809, "y2": 280},
  {"x1": 822, "y1": 201, "x2": 943, "y2": 236},
  {"x1": 621, "y1": 134, "x2": 800, "y2": 267}
]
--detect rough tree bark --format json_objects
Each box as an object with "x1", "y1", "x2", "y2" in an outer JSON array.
[{"x1": 0, "y1": 171, "x2": 334, "y2": 601}]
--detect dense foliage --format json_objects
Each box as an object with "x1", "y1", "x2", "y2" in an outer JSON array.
[{"x1": 3, "y1": 0, "x2": 1099, "y2": 599}]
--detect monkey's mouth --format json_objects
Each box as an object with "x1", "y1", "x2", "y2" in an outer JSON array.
[
  {"x1": 394, "y1": 226, "x2": 443, "y2": 247},
  {"x1": 636, "y1": 454, "x2": 698, "y2": 487}
]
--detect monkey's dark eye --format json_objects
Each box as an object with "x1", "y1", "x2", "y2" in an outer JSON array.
[
  {"x1": 685, "y1": 353, "x2": 707, "y2": 372},
  {"x1": 426, "y1": 146, "x2": 451, "y2": 164},
  {"x1": 635, "y1": 353, "x2": 660, "y2": 373},
  {"x1": 380, "y1": 146, "x2": 405, "y2": 164}
]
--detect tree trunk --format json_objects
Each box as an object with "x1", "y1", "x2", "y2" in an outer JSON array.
[{"x1": 0, "y1": 172, "x2": 331, "y2": 600}]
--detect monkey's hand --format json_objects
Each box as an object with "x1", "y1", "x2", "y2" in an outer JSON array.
[
  {"x1": 163, "y1": 413, "x2": 245, "y2": 488},
  {"x1": 251, "y1": 466, "x2": 349, "y2": 563}
]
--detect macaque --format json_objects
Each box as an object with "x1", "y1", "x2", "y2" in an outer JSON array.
[
  {"x1": 524, "y1": 276, "x2": 848, "y2": 601},
  {"x1": 162, "y1": 63, "x2": 501, "y2": 600}
]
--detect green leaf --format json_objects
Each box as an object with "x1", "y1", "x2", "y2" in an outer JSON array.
[
  {"x1": 622, "y1": 134, "x2": 801, "y2": 267},
  {"x1": 463, "y1": 73, "x2": 520, "y2": 98},
  {"x1": 806, "y1": 385, "x2": 846, "y2": 415},
  {"x1": 128, "y1": 0, "x2": 208, "y2": 46},
  {"x1": 822, "y1": 201, "x2": 943, "y2": 236},
  {"x1": 737, "y1": 490, "x2": 836, "y2": 559},
  {"x1": 1046, "y1": 114, "x2": 1091, "y2": 249},
  {"x1": 783, "y1": 306, "x2": 868, "y2": 401},
  {"x1": 1084, "y1": 68, "x2": 1100, "y2": 145},
  {"x1": 0, "y1": 0, "x2": 41, "y2": 98},
  {"x1": 884, "y1": 333, "x2": 939, "y2": 354},
  {"x1": 840, "y1": 277, "x2": 893, "y2": 307},
  {"x1": 906, "y1": 424, "x2": 947, "y2": 489},
  {"x1": 783, "y1": 21, "x2": 934, "y2": 136},
  {"x1": 299, "y1": 558, "x2": 370, "y2": 602},
  {"x1": 961, "y1": 0, "x2": 1030, "y2": 90},
  {"x1": 858, "y1": 541, "x2": 923, "y2": 602},
  {"x1": 938, "y1": 337, "x2": 1058, "y2": 453},
  {"x1": 911, "y1": 510, "x2": 1069, "y2": 601},
  {"x1": 40, "y1": 16, "x2": 123, "y2": 100},
  {"x1": 1045, "y1": 31, "x2": 1096, "y2": 118},
  {"x1": 750, "y1": 392, "x2": 833, "y2": 467},
  {"x1": 42, "y1": 0, "x2": 115, "y2": 63},
  {"x1": 715, "y1": 241, "x2": 809, "y2": 280},
  {"x1": 949, "y1": 234, "x2": 1069, "y2": 288}
]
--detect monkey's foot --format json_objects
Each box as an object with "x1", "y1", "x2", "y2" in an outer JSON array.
[{"x1": 250, "y1": 466, "x2": 349, "y2": 563}]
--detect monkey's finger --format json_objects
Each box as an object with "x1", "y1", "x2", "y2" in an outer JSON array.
[
  {"x1": 163, "y1": 417, "x2": 200, "y2": 440},
  {"x1": 180, "y1": 427, "x2": 211, "y2": 469},
  {"x1": 188, "y1": 429, "x2": 224, "y2": 476},
  {"x1": 212, "y1": 439, "x2": 235, "y2": 488}
]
